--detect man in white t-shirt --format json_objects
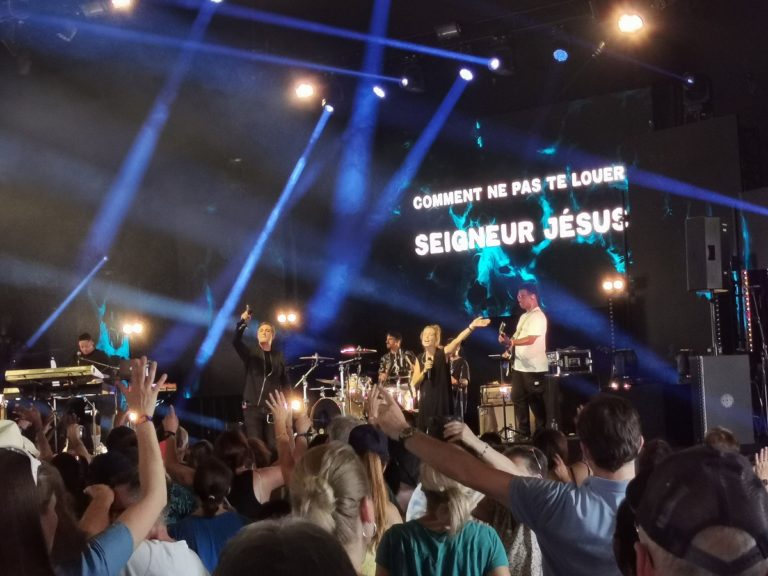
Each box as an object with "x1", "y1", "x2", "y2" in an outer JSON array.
[{"x1": 499, "y1": 283, "x2": 548, "y2": 438}]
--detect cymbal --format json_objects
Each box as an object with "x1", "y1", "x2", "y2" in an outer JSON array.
[
  {"x1": 299, "y1": 353, "x2": 334, "y2": 361},
  {"x1": 340, "y1": 346, "x2": 378, "y2": 355},
  {"x1": 309, "y1": 386, "x2": 336, "y2": 391},
  {"x1": 316, "y1": 378, "x2": 340, "y2": 385}
]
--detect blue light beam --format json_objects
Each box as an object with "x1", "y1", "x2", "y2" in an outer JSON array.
[
  {"x1": 194, "y1": 106, "x2": 333, "y2": 370},
  {"x1": 77, "y1": 2, "x2": 219, "y2": 268},
  {"x1": 163, "y1": 0, "x2": 493, "y2": 67},
  {"x1": 307, "y1": 76, "x2": 469, "y2": 332},
  {"x1": 25, "y1": 256, "x2": 108, "y2": 349},
  {"x1": 28, "y1": 15, "x2": 402, "y2": 84}
]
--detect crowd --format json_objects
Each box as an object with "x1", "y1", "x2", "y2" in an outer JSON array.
[{"x1": 2, "y1": 356, "x2": 768, "y2": 576}]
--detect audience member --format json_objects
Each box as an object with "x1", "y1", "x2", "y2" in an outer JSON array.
[
  {"x1": 370, "y1": 388, "x2": 642, "y2": 576},
  {"x1": 213, "y1": 517, "x2": 358, "y2": 576},
  {"x1": 634, "y1": 445, "x2": 768, "y2": 576},
  {"x1": 214, "y1": 429, "x2": 283, "y2": 520},
  {"x1": 290, "y1": 442, "x2": 375, "y2": 573},
  {"x1": 376, "y1": 461, "x2": 510, "y2": 576},
  {"x1": 703, "y1": 425, "x2": 740, "y2": 453},
  {"x1": 169, "y1": 457, "x2": 249, "y2": 573},
  {"x1": 472, "y1": 446, "x2": 545, "y2": 576}
]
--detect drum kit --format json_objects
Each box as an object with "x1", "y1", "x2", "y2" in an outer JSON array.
[
  {"x1": 294, "y1": 345, "x2": 418, "y2": 431},
  {"x1": 293, "y1": 346, "x2": 377, "y2": 431}
]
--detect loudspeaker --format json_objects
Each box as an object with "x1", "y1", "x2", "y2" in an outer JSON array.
[
  {"x1": 685, "y1": 217, "x2": 729, "y2": 291},
  {"x1": 544, "y1": 374, "x2": 600, "y2": 435},
  {"x1": 478, "y1": 404, "x2": 516, "y2": 438},
  {"x1": 691, "y1": 355, "x2": 753, "y2": 445}
]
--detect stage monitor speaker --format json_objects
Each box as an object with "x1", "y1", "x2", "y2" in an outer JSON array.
[
  {"x1": 544, "y1": 374, "x2": 599, "y2": 435},
  {"x1": 685, "y1": 217, "x2": 728, "y2": 291},
  {"x1": 691, "y1": 355, "x2": 753, "y2": 445},
  {"x1": 478, "y1": 404, "x2": 517, "y2": 441}
]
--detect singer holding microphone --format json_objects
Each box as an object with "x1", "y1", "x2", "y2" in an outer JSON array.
[
  {"x1": 233, "y1": 306, "x2": 290, "y2": 453},
  {"x1": 411, "y1": 317, "x2": 490, "y2": 432}
]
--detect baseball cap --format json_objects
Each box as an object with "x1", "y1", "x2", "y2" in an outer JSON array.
[
  {"x1": 348, "y1": 424, "x2": 389, "y2": 464},
  {"x1": 636, "y1": 445, "x2": 768, "y2": 576},
  {"x1": 0, "y1": 420, "x2": 42, "y2": 483}
]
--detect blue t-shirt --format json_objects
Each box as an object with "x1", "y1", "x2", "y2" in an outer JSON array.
[
  {"x1": 508, "y1": 476, "x2": 629, "y2": 576},
  {"x1": 376, "y1": 519, "x2": 508, "y2": 576},
  {"x1": 55, "y1": 522, "x2": 134, "y2": 576},
  {"x1": 169, "y1": 511, "x2": 248, "y2": 573}
]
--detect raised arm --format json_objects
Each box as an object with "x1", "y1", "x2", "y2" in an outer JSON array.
[
  {"x1": 232, "y1": 309, "x2": 251, "y2": 364},
  {"x1": 443, "y1": 421, "x2": 528, "y2": 476},
  {"x1": 161, "y1": 405, "x2": 195, "y2": 487},
  {"x1": 369, "y1": 386, "x2": 514, "y2": 505},
  {"x1": 444, "y1": 317, "x2": 491, "y2": 357},
  {"x1": 115, "y1": 357, "x2": 168, "y2": 550}
]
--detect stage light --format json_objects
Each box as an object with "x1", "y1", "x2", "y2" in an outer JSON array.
[
  {"x1": 372, "y1": 85, "x2": 386, "y2": 98},
  {"x1": 401, "y1": 57, "x2": 426, "y2": 93},
  {"x1": 602, "y1": 277, "x2": 627, "y2": 294},
  {"x1": 609, "y1": 381, "x2": 620, "y2": 391},
  {"x1": 210, "y1": 0, "x2": 223, "y2": 3},
  {"x1": 295, "y1": 82, "x2": 315, "y2": 99},
  {"x1": 434, "y1": 22, "x2": 461, "y2": 42},
  {"x1": 683, "y1": 73, "x2": 696, "y2": 86},
  {"x1": 553, "y1": 49, "x2": 569, "y2": 62},
  {"x1": 290, "y1": 398, "x2": 303, "y2": 412},
  {"x1": 111, "y1": 0, "x2": 134, "y2": 11},
  {"x1": 400, "y1": 77, "x2": 409, "y2": 87},
  {"x1": 286, "y1": 312, "x2": 298, "y2": 323},
  {"x1": 617, "y1": 13, "x2": 644, "y2": 34},
  {"x1": 488, "y1": 57, "x2": 500, "y2": 71},
  {"x1": 459, "y1": 68, "x2": 474, "y2": 81},
  {"x1": 132, "y1": 322, "x2": 144, "y2": 334},
  {"x1": 277, "y1": 312, "x2": 288, "y2": 324},
  {"x1": 622, "y1": 381, "x2": 632, "y2": 391}
]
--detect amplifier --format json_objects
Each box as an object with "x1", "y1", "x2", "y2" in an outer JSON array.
[
  {"x1": 478, "y1": 404, "x2": 517, "y2": 441},
  {"x1": 547, "y1": 349, "x2": 592, "y2": 375},
  {"x1": 480, "y1": 383, "x2": 512, "y2": 406}
]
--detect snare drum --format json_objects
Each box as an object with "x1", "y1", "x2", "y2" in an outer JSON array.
[{"x1": 310, "y1": 397, "x2": 342, "y2": 432}]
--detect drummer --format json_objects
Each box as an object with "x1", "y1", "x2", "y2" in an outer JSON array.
[{"x1": 378, "y1": 331, "x2": 417, "y2": 386}]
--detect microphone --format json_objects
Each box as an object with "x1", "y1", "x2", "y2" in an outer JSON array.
[
  {"x1": 76, "y1": 351, "x2": 81, "y2": 365},
  {"x1": 499, "y1": 321, "x2": 506, "y2": 336},
  {"x1": 425, "y1": 355, "x2": 433, "y2": 381}
]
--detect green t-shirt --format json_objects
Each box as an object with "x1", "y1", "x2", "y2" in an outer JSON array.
[{"x1": 376, "y1": 520, "x2": 508, "y2": 576}]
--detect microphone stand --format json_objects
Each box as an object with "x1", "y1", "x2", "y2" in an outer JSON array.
[{"x1": 294, "y1": 357, "x2": 321, "y2": 411}]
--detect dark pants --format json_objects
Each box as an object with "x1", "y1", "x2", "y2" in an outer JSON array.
[
  {"x1": 243, "y1": 405, "x2": 275, "y2": 452},
  {"x1": 512, "y1": 370, "x2": 547, "y2": 438}
]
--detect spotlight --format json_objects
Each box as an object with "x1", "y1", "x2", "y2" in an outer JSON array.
[
  {"x1": 617, "y1": 13, "x2": 644, "y2": 33},
  {"x1": 553, "y1": 48, "x2": 569, "y2": 62},
  {"x1": 622, "y1": 381, "x2": 632, "y2": 391},
  {"x1": 323, "y1": 103, "x2": 334, "y2": 113},
  {"x1": 683, "y1": 73, "x2": 696, "y2": 86},
  {"x1": 488, "y1": 37, "x2": 515, "y2": 76},
  {"x1": 111, "y1": 0, "x2": 134, "y2": 10},
  {"x1": 602, "y1": 277, "x2": 627, "y2": 294},
  {"x1": 295, "y1": 82, "x2": 315, "y2": 99},
  {"x1": 210, "y1": 0, "x2": 223, "y2": 3},
  {"x1": 372, "y1": 85, "x2": 386, "y2": 99},
  {"x1": 400, "y1": 77, "x2": 409, "y2": 87},
  {"x1": 488, "y1": 57, "x2": 500, "y2": 71},
  {"x1": 290, "y1": 398, "x2": 303, "y2": 412},
  {"x1": 434, "y1": 22, "x2": 461, "y2": 42},
  {"x1": 277, "y1": 312, "x2": 288, "y2": 324},
  {"x1": 286, "y1": 312, "x2": 298, "y2": 323},
  {"x1": 609, "y1": 381, "x2": 620, "y2": 391},
  {"x1": 459, "y1": 68, "x2": 474, "y2": 81}
]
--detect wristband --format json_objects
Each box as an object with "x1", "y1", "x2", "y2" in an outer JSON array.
[
  {"x1": 135, "y1": 414, "x2": 152, "y2": 425},
  {"x1": 163, "y1": 430, "x2": 176, "y2": 439},
  {"x1": 468, "y1": 325, "x2": 474, "y2": 332},
  {"x1": 296, "y1": 432, "x2": 313, "y2": 439}
]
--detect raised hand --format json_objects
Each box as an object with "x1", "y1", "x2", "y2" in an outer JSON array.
[
  {"x1": 265, "y1": 390, "x2": 290, "y2": 432},
  {"x1": 470, "y1": 317, "x2": 492, "y2": 330},
  {"x1": 117, "y1": 357, "x2": 166, "y2": 420},
  {"x1": 443, "y1": 420, "x2": 479, "y2": 448},
  {"x1": 755, "y1": 447, "x2": 768, "y2": 486},
  {"x1": 163, "y1": 405, "x2": 179, "y2": 434},
  {"x1": 367, "y1": 385, "x2": 409, "y2": 440}
]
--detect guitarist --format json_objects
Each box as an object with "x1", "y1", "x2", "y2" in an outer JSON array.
[{"x1": 498, "y1": 283, "x2": 548, "y2": 438}]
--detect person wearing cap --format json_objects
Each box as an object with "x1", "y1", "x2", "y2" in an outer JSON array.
[
  {"x1": 634, "y1": 445, "x2": 768, "y2": 576},
  {"x1": 348, "y1": 424, "x2": 403, "y2": 576},
  {"x1": 369, "y1": 389, "x2": 642, "y2": 576}
]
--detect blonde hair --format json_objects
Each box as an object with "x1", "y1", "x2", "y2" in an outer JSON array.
[
  {"x1": 420, "y1": 462, "x2": 474, "y2": 535},
  {"x1": 290, "y1": 442, "x2": 370, "y2": 547},
  {"x1": 360, "y1": 452, "x2": 389, "y2": 550},
  {"x1": 421, "y1": 324, "x2": 442, "y2": 346}
]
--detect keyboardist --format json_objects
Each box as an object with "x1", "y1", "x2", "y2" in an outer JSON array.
[{"x1": 75, "y1": 332, "x2": 117, "y2": 434}]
